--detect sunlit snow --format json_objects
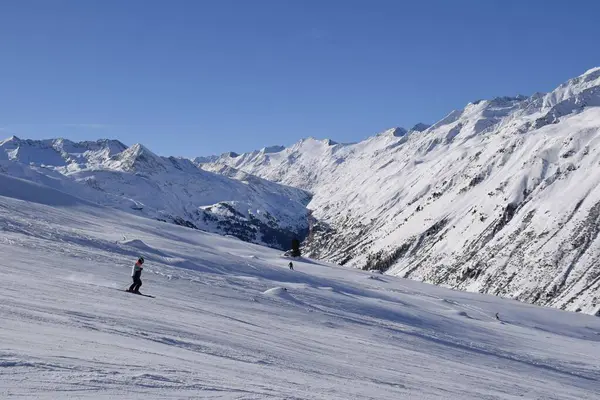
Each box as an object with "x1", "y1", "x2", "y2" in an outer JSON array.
[{"x1": 1, "y1": 174, "x2": 599, "y2": 399}]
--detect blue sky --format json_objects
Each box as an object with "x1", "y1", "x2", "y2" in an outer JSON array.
[{"x1": 1, "y1": 0, "x2": 599, "y2": 157}]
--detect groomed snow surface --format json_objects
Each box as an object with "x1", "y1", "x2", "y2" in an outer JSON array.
[{"x1": 1, "y1": 174, "x2": 599, "y2": 399}]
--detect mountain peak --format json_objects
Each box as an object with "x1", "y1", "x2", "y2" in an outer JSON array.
[
  {"x1": 125, "y1": 143, "x2": 149, "y2": 158},
  {"x1": 470, "y1": 95, "x2": 527, "y2": 108},
  {"x1": 296, "y1": 137, "x2": 334, "y2": 146},
  {"x1": 107, "y1": 143, "x2": 165, "y2": 172},
  {"x1": 1, "y1": 135, "x2": 21, "y2": 145},
  {"x1": 379, "y1": 127, "x2": 408, "y2": 137},
  {"x1": 582, "y1": 66, "x2": 600, "y2": 77},
  {"x1": 193, "y1": 155, "x2": 219, "y2": 164},
  {"x1": 491, "y1": 95, "x2": 528, "y2": 103},
  {"x1": 95, "y1": 138, "x2": 128, "y2": 148},
  {"x1": 558, "y1": 66, "x2": 600, "y2": 90},
  {"x1": 410, "y1": 123, "x2": 431, "y2": 132},
  {"x1": 128, "y1": 144, "x2": 163, "y2": 161},
  {"x1": 539, "y1": 66, "x2": 600, "y2": 111},
  {"x1": 261, "y1": 145, "x2": 285, "y2": 154}
]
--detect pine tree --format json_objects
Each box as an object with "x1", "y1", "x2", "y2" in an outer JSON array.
[{"x1": 291, "y1": 238, "x2": 301, "y2": 257}]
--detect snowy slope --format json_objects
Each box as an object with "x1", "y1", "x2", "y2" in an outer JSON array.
[
  {"x1": 1, "y1": 173, "x2": 600, "y2": 399},
  {"x1": 0, "y1": 136, "x2": 311, "y2": 250},
  {"x1": 202, "y1": 68, "x2": 600, "y2": 315}
]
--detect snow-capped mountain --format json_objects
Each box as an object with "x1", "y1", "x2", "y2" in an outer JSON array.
[
  {"x1": 202, "y1": 67, "x2": 600, "y2": 315},
  {"x1": 0, "y1": 136, "x2": 311, "y2": 249}
]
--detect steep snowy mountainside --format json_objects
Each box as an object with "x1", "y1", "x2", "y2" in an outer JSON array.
[
  {"x1": 0, "y1": 136, "x2": 311, "y2": 249},
  {"x1": 200, "y1": 137, "x2": 356, "y2": 192},
  {"x1": 202, "y1": 164, "x2": 311, "y2": 206},
  {"x1": 203, "y1": 68, "x2": 600, "y2": 315}
]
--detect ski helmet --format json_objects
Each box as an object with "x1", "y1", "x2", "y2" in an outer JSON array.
[{"x1": 138, "y1": 256, "x2": 144, "y2": 264}]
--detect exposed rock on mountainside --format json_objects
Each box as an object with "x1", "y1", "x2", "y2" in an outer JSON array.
[
  {"x1": 202, "y1": 68, "x2": 600, "y2": 315},
  {"x1": 0, "y1": 137, "x2": 311, "y2": 250}
]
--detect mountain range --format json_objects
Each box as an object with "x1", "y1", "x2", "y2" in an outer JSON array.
[
  {"x1": 201, "y1": 67, "x2": 600, "y2": 315},
  {"x1": 0, "y1": 136, "x2": 311, "y2": 250},
  {"x1": 3, "y1": 67, "x2": 600, "y2": 315}
]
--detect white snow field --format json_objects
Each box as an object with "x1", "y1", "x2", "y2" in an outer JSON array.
[{"x1": 1, "y1": 173, "x2": 599, "y2": 399}]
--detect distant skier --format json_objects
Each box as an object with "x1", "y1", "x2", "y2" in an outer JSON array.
[
  {"x1": 288, "y1": 261, "x2": 294, "y2": 270},
  {"x1": 127, "y1": 257, "x2": 144, "y2": 294}
]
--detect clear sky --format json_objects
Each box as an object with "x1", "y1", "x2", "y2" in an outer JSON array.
[{"x1": 1, "y1": 0, "x2": 599, "y2": 157}]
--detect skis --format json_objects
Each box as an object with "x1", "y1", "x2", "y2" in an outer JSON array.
[
  {"x1": 120, "y1": 289, "x2": 155, "y2": 298},
  {"x1": 130, "y1": 292, "x2": 155, "y2": 298},
  {"x1": 126, "y1": 290, "x2": 155, "y2": 298}
]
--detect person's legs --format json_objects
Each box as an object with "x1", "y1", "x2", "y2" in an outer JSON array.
[
  {"x1": 133, "y1": 278, "x2": 142, "y2": 293},
  {"x1": 129, "y1": 270, "x2": 142, "y2": 292},
  {"x1": 128, "y1": 277, "x2": 137, "y2": 292}
]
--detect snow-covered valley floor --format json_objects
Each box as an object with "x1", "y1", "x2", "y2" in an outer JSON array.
[{"x1": 1, "y1": 174, "x2": 599, "y2": 399}]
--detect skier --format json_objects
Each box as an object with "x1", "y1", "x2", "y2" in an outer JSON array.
[
  {"x1": 127, "y1": 257, "x2": 144, "y2": 294},
  {"x1": 288, "y1": 261, "x2": 294, "y2": 270}
]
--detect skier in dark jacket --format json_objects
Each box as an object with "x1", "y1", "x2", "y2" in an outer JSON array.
[
  {"x1": 127, "y1": 257, "x2": 144, "y2": 294},
  {"x1": 288, "y1": 261, "x2": 294, "y2": 270}
]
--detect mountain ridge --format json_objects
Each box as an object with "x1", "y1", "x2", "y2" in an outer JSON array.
[
  {"x1": 0, "y1": 137, "x2": 311, "y2": 250},
  {"x1": 202, "y1": 67, "x2": 600, "y2": 315},
  {"x1": 3, "y1": 67, "x2": 600, "y2": 314}
]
